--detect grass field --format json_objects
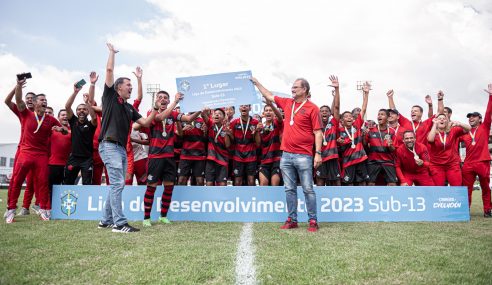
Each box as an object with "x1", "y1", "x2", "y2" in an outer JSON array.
[{"x1": 1, "y1": 189, "x2": 491, "y2": 285}]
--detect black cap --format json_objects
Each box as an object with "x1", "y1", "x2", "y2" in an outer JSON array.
[
  {"x1": 387, "y1": 109, "x2": 399, "y2": 115},
  {"x1": 466, "y1": 112, "x2": 482, "y2": 118}
]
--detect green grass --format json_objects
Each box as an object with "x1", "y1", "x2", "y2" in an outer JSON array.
[{"x1": 1, "y1": 190, "x2": 491, "y2": 284}]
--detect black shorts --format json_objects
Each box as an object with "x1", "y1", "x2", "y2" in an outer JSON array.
[
  {"x1": 316, "y1": 159, "x2": 341, "y2": 181},
  {"x1": 233, "y1": 161, "x2": 257, "y2": 177},
  {"x1": 367, "y1": 162, "x2": 398, "y2": 183},
  {"x1": 259, "y1": 161, "x2": 281, "y2": 180},
  {"x1": 178, "y1": 159, "x2": 206, "y2": 178},
  {"x1": 342, "y1": 161, "x2": 369, "y2": 184},
  {"x1": 147, "y1": 157, "x2": 176, "y2": 183},
  {"x1": 205, "y1": 160, "x2": 228, "y2": 183}
]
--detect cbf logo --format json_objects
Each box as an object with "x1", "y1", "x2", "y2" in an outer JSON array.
[
  {"x1": 179, "y1": 80, "x2": 191, "y2": 92},
  {"x1": 60, "y1": 190, "x2": 78, "y2": 217}
]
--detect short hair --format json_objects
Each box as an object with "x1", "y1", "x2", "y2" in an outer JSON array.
[
  {"x1": 25, "y1": 92, "x2": 35, "y2": 98},
  {"x1": 378, "y1": 108, "x2": 389, "y2": 116},
  {"x1": 444, "y1": 107, "x2": 452, "y2": 114},
  {"x1": 33, "y1": 93, "x2": 46, "y2": 101},
  {"x1": 114, "y1": 77, "x2": 131, "y2": 90},
  {"x1": 76, "y1": 103, "x2": 87, "y2": 109},
  {"x1": 58, "y1": 109, "x2": 67, "y2": 117},
  {"x1": 320, "y1": 105, "x2": 331, "y2": 112},
  {"x1": 156, "y1": 90, "x2": 169, "y2": 97},
  {"x1": 341, "y1": 111, "x2": 352, "y2": 118},
  {"x1": 263, "y1": 104, "x2": 273, "y2": 111},
  {"x1": 403, "y1": 130, "x2": 415, "y2": 138},
  {"x1": 46, "y1": 106, "x2": 53, "y2": 111},
  {"x1": 226, "y1": 106, "x2": 235, "y2": 111},
  {"x1": 412, "y1": 105, "x2": 423, "y2": 113},
  {"x1": 214, "y1": 108, "x2": 225, "y2": 116},
  {"x1": 295, "y1": 78, "x2": 310, "y2": 94}
]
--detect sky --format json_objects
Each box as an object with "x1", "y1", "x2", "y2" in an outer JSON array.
[{"x1": 0, "y1": 0, "x2": 491, "y2": 143}]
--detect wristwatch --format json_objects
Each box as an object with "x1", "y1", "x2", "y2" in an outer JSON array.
[{"x1": 315, "y1": 150, "x2": 322, "y2": 155}]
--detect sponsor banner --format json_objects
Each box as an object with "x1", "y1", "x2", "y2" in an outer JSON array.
[
  {"x1": 52, "y1": 186, "x2": 469, "y2": 222},
  {"x1": 176, "y1": 71, "x2": 259, "y2": 113}
]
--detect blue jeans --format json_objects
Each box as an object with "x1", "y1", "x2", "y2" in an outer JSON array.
[
  {"x1": 99, "y1": 141, "x2": 128, "y2": 226},
  {"x1": 280, "y1": 152, "x2": 317, "y2": 222}
]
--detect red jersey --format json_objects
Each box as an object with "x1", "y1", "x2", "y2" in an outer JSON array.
[
  {"x1": 274, "y1": 96, "x2": 321, "y2": 156},
  {"x1": 49, "y1": 129, "x2": 72, "y2": 165},
  {"x1": 395, "y1": 142, "x2": 431, "y2": 182},
  {"x1": 148, "y1": 111, "x2": 182, "y2": 159},
  {"x1": 338, "y1": 114, "x2": 368, "y2": 168},
  {"x1": 320, "y1": 117, "x2": 339, "y2": 162},
  {"x1": 206, "y1": 119, "x2": 230, "y2": 166},
  {"x1": 19, "y1": 109, "x2": 62, "y2": 154},
  {"x1": 388, "y1": 124, "x2": 407, "y2": 149},
  {"x1": 462, "y1": 95, "x2": 492, "y2": 164},
  {"x1": 428, "y1": 127, "x2": 466, "y2": 166},
  {"x1": 180, "y1": 118, "x2": 207, "y2": 161},
  {"x1": 259, "y1": 119, "x2": 283, "y2": 164},
  {"x1": 364, "y1": 126, "x2": 396, "y2": 165},
  {"x1": 230, "y1": 116, "x2": 259, "y2": 163},
  {"x1": 399, "y1": 115, "x2": 435, "y2": 145}
]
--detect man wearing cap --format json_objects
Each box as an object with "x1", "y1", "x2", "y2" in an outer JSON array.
[
  {"x1": 461, "y1": 84, "x2": 492, "y2": 217},
  {"x1": 385, "y1": 96, "x2": 407, "y2": 149}
]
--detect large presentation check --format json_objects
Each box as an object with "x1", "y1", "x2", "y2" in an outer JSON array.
[{"x1": 176, "y1": 70, "x2": 259, "y2": 112}]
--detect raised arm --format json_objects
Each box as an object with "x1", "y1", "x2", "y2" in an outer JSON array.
[
  {"x1": 251, "y1": 77, "x2": 274, "y2": 103},
  {"x1": 87, "y1": 71, "x2": 99, "y2": 107},
  {"x1": 201, "y1": 107, "x2": 211, "y2": 122},
  {"x1": 329, "y1": 75, "x2": 340, "y2": 120},
  {"x1": 105, "y1": 43, "x2": 118, "y2": 87},
  {"x1": 425, "y1": 95, "x2": 433, "y2": 118},
  {"x1": 483, "y1": 84, "x2": 492, "y2": 127},
  {"x1": 387, "y1": 89, "x2": 396, "y2": 109},
  {"x1": 65, "y1": 83, "x2": 82, "y2": 119},
  {"x1": 180, "y1": 111, "x2": 202, "y2": 123},
  {"x1": 451, "y1": 121, "x2": 471, "y2": 132},
  {"x1": 4, "y1": 86, "x2": 16, "y2": 109},
  {"x1": 360, "y1": 81, "x2": 370, "y2": 120},
  {"x1": 436, "y1": 90, "x2": 444, "y2": 114},
  {"x1": 155, "y1": 93, "x2": 183, "y2": 122},
  {"x1": 14, "y1": 79, "x2": 27, "y2": 112},
  {"x1": 427, "y1": 118, "x2": 438, "y2": 143},
  {"x1": 133, "y1": 66, "x2": 143, "y2": 102},
  {"x1": 266, "y1": 100, "x2": 284, "y2": 124},
  {"x1": 135, "y1": 109, "x2": 158, "y2": 128}
]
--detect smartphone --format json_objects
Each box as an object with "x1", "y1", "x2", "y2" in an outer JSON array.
[
  {"x1": 75, "y1": 79, "x2": 87, "y2": 89},
  {"x1": 16, "y1": 72, "x2": 32, "y2": 80}
]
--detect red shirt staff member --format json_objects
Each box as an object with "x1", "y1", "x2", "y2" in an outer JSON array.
[
  {"x1": 252, "y1": 77, "x2": 322, "y2": 232},
  {"x1": 427, "y1": 114, "x2": 471, "y2": 186},
  {"x1": 461, "y1": 84, "x2": 492, "y2": 217},
  {"x1": 5, "y1": 79, "x2": 68, "y2": 223},
  {"x1": 395, "y1": 131, "x2": 434, "y2": 186}
]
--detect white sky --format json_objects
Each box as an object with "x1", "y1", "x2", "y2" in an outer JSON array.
[{"x1": 0, "y1": 0, "x2": 491, "y2": 143}]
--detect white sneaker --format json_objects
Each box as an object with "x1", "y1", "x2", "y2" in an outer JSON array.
[
  {"x1": 39, "y1": 209, "x2": 50, "y2": 221},
  {"x1": 18, "y1": 207, "x2": 30, "y2": 216},
  {"x1": 5, "y1": 209, "x2": 16, "y2": 224},
  {"x1": 31, "y1": 205, "x2": 41, "y2": 215}
]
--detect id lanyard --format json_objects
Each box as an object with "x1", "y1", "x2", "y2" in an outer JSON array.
[
  {"x1": 407, "y1": 145, "x2": 419, "y2": 160},
  {"x1": 33, "y1": 112, "x2": 45, "y2": 133},
  {"x1": 240, "y1": 116, "x2": 251, "y2": 140},
  {"x1": 344, "y1": 126, "x2": 356, "y2": 149},
  {"x1": 289, "y1": 99, "x2": 308, "y2": 126},
  {"x1": 437, "y1": 131, "x2": 447, "y2": 150},
  {"x1": 469, "y1": 127, "x2": 478, "y2": 146}
]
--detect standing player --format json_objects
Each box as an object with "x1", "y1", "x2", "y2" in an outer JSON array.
[
  {"x1": 315, "y1": 75, "x2": 341, "y2": 186},
  {"x1": 395, "y1": 131, "x2": 434, "y2": 186},
  {"x1": 252, "y1": 77, "x2": 322, "y2": 232},
  {"x1": 64, "y1": 80, "x2": 97, "y2": 185},
  {"x1": 127, "y1": 126, "x2": 149, "y2": 185},
  {"x1": 337, "y1": 82, "x2": 370, "y2": 186},
  {"x1": 230, "y1": 105, "x2": 259, "y2": 186},
  {"x1": 461, "y1": 85, "x2": 492, "y2": 217},
  {"x1": 177, "y1": 113, "x2": 207, "y2": 186}
]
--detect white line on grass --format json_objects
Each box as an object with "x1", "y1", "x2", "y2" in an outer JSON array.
[{"x1": 235, "y1": 222, "x2": 256, "y2": 285}]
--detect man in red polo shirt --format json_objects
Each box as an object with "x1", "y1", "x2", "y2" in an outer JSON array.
[
  {"x1": 252, "y1": 77, "x2": 322, "y2": 232},
  {"x1": 461, "y1": 84, "x2": 492, "y2": 217}
]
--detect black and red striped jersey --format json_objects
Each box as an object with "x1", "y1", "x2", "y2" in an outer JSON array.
[
  {"x1": 230, "y1": 116, "x2": 259, "y2": 163},
  {"x1": 180, "y1": 117, "x2": 207, "y2": 160},
  {"x1": 259, "y1": 119, "x2": 283, "y2": 164},
  {"x1": 321, "y1": 117, "x2": 339, "y2": 162},
  {"x1": 364, "y1": 126, "x2": 396, "y2": 165},
  {"x1": 206, "y1": 118, "x2": 230, "y2": 166},
  {"x1": 337, "y1": 114, "x2": 368, "y2": 169},
  {"x1": 149, "y1": 111, "x2": 182, "y2": 159}
]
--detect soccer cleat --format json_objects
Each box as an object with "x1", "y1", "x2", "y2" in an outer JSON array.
[
  {"x1": 484, "y1": 210, "x2": 491, "y2": 218},
  {"x1": 39, "y1": 209, "x2": 50, "y2": 221},
  {"x1": 280, "y1": 217, "x2": 298, "y2": 229},
  {"x1": 112, "y1": 223, "x2": 140, "y2": 233},
  {"x1": 307, "y1": 219, "x2": 319, "y2": 232},
  {"x1": 97, "y1": 221, "x2": 115, "y2": 229},
  {"x1": 18, "y1": 207, "x2": 30, "y2": 216},
  {"x1": 142, "y1": 219, "x2": 152, "y2": 227},
  {"x1": 158, "y1": 217, "x2": 171, "y2": 224},
  {"x1": 31, "y1": 205, "x2": 41, "y2": 215},
  {"x1": 5, "y1": 209, "x2": 16, "y2": 224}
]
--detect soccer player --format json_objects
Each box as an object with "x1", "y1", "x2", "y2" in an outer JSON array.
[
  {"x1": 252, "y1": 77, "x2": 322, "y2": 232},
  {"x1": 337, "y1": 82, "x2": 370, "y2": 186},
  {"x1": 64, "y1": 80, "x2": 97, "y2": 185},
  {"x1": 255, "y1": 101, "x2": 284, "y2": 186},
  {"x1": 315, "y1": 75, "x2": 341, "y2": 186},
  {"x1": 136, "y1": 91, "x2": 201, "y2": 227},
  {"x1": 202, "y1": 108, "x2": 233, "y2": 186},
  {"x1": 461, "y1": 84, "x2": 492, "y2": 217},
  {"x1": 427, "y1": 113, "x2": 470, "y2": 186},
  {"x1": 387, "y1": 90, "x2": 444, "y2": 144},
  {"x1": 90, "y1": 43, "x2": 157, "y2": 233},
  {"x1": 176, "y1": 113, "x2": 207, "y2": 186},
  {"x1": 395, "y1": 131, "x2": 434, "y2": 186},
  {"x1": 364, "y1": 109, "x2": 398, "y2": 186},
  {"x1": 127, "y1": 126, "x2": 149, "y2": 185},
  {"x1": 5, "y1": 79, "x2": 68, "y2": 223},
  {"x1": 230, "y1": 105, "x2": 259, "y2": 186}
]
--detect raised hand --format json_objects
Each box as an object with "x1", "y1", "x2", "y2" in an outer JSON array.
[
  {"x1": 174, "y1": 92, "x2": 184, "y2": 103},
  {"x1": 250, "y1": 77, "x2": 259, "y2": 86},
  {"x1": 328, "y1": 75, "x2": 339, "y2": 89},
  {"x1": 362, "y1": 81, "x2": 371, "y2": 94},
  {"x1": 16, "y1": 78, "x2": 27, "y2": 88},
  {"x1": 106, "y1": 43, "x2": 119, "y2": 53},
  {"x1": 437, "y1": 90, "x2": 444, "y2": 100},
  {"x1": 73, "y1": 82, "x2": 82, "y2": 93},
  {"x1": 83, "y1": 93, "x2": 89, "y2": 103},
  {"x1": 90, "y1": 71, "x2": 99, "y2": 84},
  {"x1": 425, "y1": 95, "x2": 432, "y2": 105},
  {"x1": 182, "y1": 124, "x2": 193, "y2": 132},
  {"x1": 484, "y1": 84, "x2": 492, "y2": 95},
  {"x1": 133, "y1": 66, "x2": 143, "y2": 79},
  {"x1": 432, "y1": 117, "x2": 439, "y2": 124},
  {"x1": 386, "y1": 89, "x2": 394, "y2": 98}
]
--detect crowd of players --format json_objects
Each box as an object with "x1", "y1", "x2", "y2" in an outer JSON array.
[{"x1": 3, "y1": 43, "x2": 491, "y2": 232}]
